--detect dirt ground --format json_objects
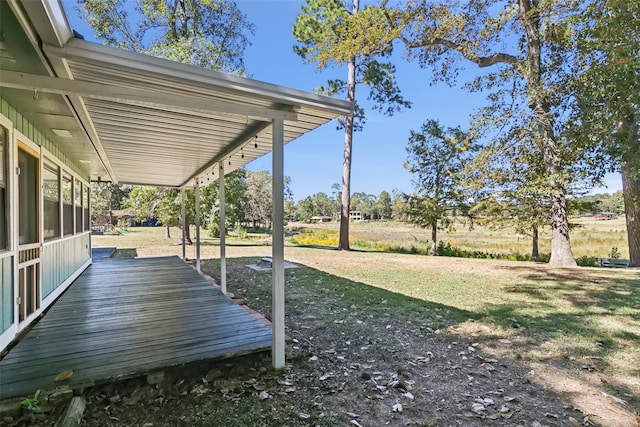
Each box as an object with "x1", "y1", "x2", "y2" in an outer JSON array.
[
  {"x1": 9, "y1": 238, "x2": 636, "y2": 426},
  {"x1": 73, "y1": 255, "x2": 604, "y2": 427}
]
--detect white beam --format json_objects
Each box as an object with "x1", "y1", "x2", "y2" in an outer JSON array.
[
  {"x1": 181, "y1": 189, "x2": 186, "y2": 262},
  {"x1": 219, "y1": 163, "x2": 227, "y2": 295},
  {"x1": 195, "y1": 180, "x2": 201, "y2": 273},
  {"x1": 271, "y1": 118, "x2": 285, "y2": 369},
  {"x1": 180, "y1": 121, "x2": 271, "y2": 189},
  {"x1": 0, "y1": 71, "x2": 299, "y2": 122}
]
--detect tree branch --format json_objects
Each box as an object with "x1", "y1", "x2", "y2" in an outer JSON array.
[{"x1": 381, "y1": 7, "x2": 520, "y2": 68}]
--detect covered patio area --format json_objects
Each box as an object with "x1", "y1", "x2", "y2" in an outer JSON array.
[{"x1": 0, "y1": 254, "x2": 271, "y2": 400}]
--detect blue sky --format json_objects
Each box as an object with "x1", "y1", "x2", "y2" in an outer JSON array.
[{"x1": 62, "y1": 0, "x2": 621, "y2": 202}]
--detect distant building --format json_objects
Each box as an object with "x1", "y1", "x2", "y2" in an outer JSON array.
[
  {"x1": 310, "y1": 216, "x2": 332, "y2": 223},
  {"x1": 595, "y1": 212, "x2": 617, "y2": 220},
  {"x1": 349, "y1": 211, "x2": 363, "y2": 222}
]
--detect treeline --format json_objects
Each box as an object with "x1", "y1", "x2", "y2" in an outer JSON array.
[
  {"x1": 91, "y1": 170, "x2": 290, "y2": 241},
  {"x1": 294, "y1": 0, "x2": 639, "y2": 267},
  {"x1": 294, "y1": 190, "x2": 400, "y2": 222},
  {"x1": 570, "y1": 191, "x2": 625, "y2": 215}
]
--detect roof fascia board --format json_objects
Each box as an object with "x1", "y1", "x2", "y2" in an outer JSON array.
[
  {"x1": 1, "y1": 70, "x2": 299, "y2": 121},
  {"x1": 18, "y1": 0, "x2": 73, "y2": 47},
  {"x1": 44, "y1": 39, "x2": 353, "y2": 115},
  {"x1": 8, "y1": 0, "x2": 113, "y2": 181},
  {"x1": 7, "y1": 0, "x2": 55, "y2": 73},
  {"x1": 180, "y1": 121, "x2": 272, "y2": 188}
]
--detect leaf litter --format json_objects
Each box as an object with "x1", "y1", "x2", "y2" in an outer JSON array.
[{"x1": 74, "y1": 260, "x2": 592, "y2": 427}]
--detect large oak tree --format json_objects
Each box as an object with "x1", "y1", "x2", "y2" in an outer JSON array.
[
  {"x1": 568, "y1": 0, "x2": 640, "y2": 266},
  {"x1": 322, "y1": 0, "x2": 594, "y2": 266}
]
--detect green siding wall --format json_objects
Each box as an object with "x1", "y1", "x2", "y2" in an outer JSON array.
[
  {"x1": 42, "y1": 234, "x2": 91, "y2": 299},
  {"x1": 0, "y1": 98, "x2": 89, "y2": 181},
  {"x1": 1, "y1": 256, "x2": 13, "y2": 334}
]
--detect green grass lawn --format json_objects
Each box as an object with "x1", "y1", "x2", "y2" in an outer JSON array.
[
  {"x1": 94, "y1": 224, "x2": 639, "y2": 423},
  {"x1": 274, "y1": 248, "x2": 640, "y2": 391}
]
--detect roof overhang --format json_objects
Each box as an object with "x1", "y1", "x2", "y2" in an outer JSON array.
[{"x1": 1, "y1": 0, "x2": 352, "y2": 188}]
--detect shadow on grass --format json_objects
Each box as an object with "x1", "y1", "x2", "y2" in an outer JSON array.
[
  {"x1": 480, "y1": 267, "x2": 639, "y2": 406},
  {"x1": 202, "y1": 256, "x2": 477, "y2": 334},
  {"x1": 202, "y1": 255, "x2": 640, "y2": 410}
]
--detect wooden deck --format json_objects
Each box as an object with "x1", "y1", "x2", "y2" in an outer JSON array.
[{"x1": 0, "y1": 255, "x2": 272, "y2": 400}]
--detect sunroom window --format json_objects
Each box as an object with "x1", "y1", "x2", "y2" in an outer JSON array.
[
  {"x1": 43, "y1": 159, "x2": 60, "y2": 240},
  {"x1": 63, "y1": 174, "x2": 73, "y2": 236},
  {"x1": 0, "y1": 125, "x2": 7, "y2": 250}
]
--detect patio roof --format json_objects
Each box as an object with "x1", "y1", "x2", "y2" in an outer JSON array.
[{"x1": 1, "y1": 0, "x2": 352, "y2": 188}]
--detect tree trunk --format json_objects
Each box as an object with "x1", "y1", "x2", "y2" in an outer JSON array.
[
  {"x1": 616, "y1": 108, "x2": 640, "y2": 267},
  {"x1": 520, "y1": 0, "x2": 576, "y2": 267},
  {"x1": 430, "y1": 224, "x2": 437, "y2": 256},
  {"x1": 338, "y1": 0, "x2": 359, "y2": 251},
  {"x1": 531, "y1": 223, "x2": 539, "y2": 261},
  {"x1": 165, "y1": 225, "x2": 171, "y2": 239},
  {"x1": 180, "y1": 214, "x2": 192, "y2": 245},
  {"x1": 621, "y1": 162, "x2": 640, "y2": 267}
]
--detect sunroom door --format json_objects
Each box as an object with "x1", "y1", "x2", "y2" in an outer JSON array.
[{"x1": 16, "y1": 141, "x2": 41, "y2": 329}]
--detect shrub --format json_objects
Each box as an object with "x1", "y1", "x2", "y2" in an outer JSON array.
[
  {"x1": 209, "y1": 221, "x2": 220, "y2": 238},
  {"x1": 576, "y1": 255, "x2": 599, "y2": 267},
  {"x1": 234, "y1": 224, "x2": 248, "y2": 240},
  {"x1": 609, "y1": 247, "x2": 621, "y2": 259}
]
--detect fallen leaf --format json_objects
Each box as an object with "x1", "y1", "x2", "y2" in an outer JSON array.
[
  {"x1": 501, "y1": 411, "x2": 514, "y2": 419},
  {"x1": 350, "y1": 420, "x2": 363, "y2": 427},
  {"x1": 471, "y1": 403, "x2": 485, "y2": 414},
  {"x1": 392, "y1": 403, "x2": 403, "y2": 413},
  {"x1": 55, "y1": 370, "x2": 73, "y2": 382},
  {"x1": 298, "y1": 413, "x2": 310, "y2": 419},
  {"x1": 258, "y1": 391, "x2": 270, "y2": 400},
  {"x1": 403, "y1": 391, "x2": 414, "y2": 401},
  {"x1": 569, "y1": 417, "x2": 581, "y2": 427}
]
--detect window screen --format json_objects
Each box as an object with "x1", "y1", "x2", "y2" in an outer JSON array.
[
  {"x1": 84, "y1": 186, "x2": 90, "y2": 231},
  {"x1": 63, "y1": 174, "x2": 73, "y2": 236},
  {"x1": 75, "y1": 179, "x2": 82, "y2": 233},
  {"x1": 0, "y1": 126, "x2": 7, "y2": 250},
  {"x1": 18, "y1": 147, "x2": 38, "y2": 245},
  {"x1": 43, "y1": 159, "x2": 60, "y2": 240}
]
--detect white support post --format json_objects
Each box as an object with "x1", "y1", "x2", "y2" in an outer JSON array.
[
  {"x1": 181, "y1": 189, "x2": 186, "y2": 262},
  {"x1": 219, "y1": 163, "x2": 227, "y2": 295},
  {"x1": 195, "y1": 180, "x2": 201, "y2": 273},
  {"x1": 271, "y1": 118, "x2": 285, "y2": 369}
]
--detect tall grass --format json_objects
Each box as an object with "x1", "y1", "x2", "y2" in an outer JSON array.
[{"x1": 289, "y1": 216, "x2": 629, "y2": 261}]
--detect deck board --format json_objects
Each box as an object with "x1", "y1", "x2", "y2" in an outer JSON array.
[{"x1": 0, "y1": 255, "x2": 272, "y2": 399}]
